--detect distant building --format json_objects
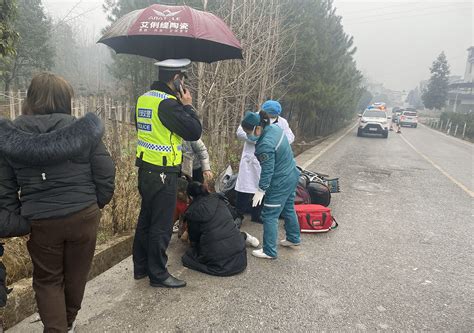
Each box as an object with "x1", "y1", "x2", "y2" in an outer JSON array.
[{"x1": 447, "y1": 47, "x2": 474, "y2": 113}]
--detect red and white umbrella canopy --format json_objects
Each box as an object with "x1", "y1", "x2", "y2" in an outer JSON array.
[{"x1": 98, "y1": 4, "x2": 243, "y2": 63}]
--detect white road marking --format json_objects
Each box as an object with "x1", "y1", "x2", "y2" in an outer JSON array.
[
  {"x1": 399, "y1": 134, "x2": 474, "y2": 198},
  {"x1": 301, "y1": 122, "x2": 358, "y2": 169}
]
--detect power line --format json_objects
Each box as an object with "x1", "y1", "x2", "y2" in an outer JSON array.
[
  {"x1": 63, "y1": 4, "x2": 103, "y2": 24},
  {"x1": 52, "y1": 0, "x2": 83, "y2": 26}
]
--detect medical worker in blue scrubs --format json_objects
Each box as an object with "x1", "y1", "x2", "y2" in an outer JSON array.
[{"x1": 240, "y1": 111, "x2": 301, "y2": 259}]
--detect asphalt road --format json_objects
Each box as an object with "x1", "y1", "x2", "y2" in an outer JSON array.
[{"x1": 10, "y1": 124, "x2": 474, "y2": 332}]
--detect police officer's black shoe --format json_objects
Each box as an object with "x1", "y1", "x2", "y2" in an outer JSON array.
[
  {"x1": 134, "y1": 273, "x2": 147, "y2": 280},
  {"x1": 150, "y1": 275, "x2": 186, "y2": 288}
]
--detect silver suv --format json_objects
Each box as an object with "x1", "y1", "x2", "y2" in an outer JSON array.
[
  {"x1": 357, "y1": 109, "x2": 390, "y2": 138},
  {"x1": 398, "y1": 110, "x2": 418, "y2": 128}
]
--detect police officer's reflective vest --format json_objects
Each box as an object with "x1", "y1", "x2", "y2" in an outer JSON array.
[{"x1": 135, "y1": 90, "x2": 182, "y2": 167}]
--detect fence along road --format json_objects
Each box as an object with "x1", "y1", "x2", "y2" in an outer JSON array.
[{"x1": 2, "y1": 90, "x2": 134, "y2": 123}]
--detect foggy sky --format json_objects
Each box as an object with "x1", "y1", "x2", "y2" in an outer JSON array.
[
  {"x1": 334, "y1": 0, "x2": 473, "y2": 91},
  {"x1": 42, "y1": 0, "x2": 473, "y2": 92}
]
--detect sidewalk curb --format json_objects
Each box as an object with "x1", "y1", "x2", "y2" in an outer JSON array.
[{"x1": 2, "y1": 234, "x2": 133, "y2": 329}]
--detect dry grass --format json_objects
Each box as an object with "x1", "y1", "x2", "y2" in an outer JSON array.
[
  {"x1": 98, "y1": 121, "x2": 140, "y2": 241},
  {"x1": 2, "y1": 237, "x2": 31, "y2": 285}
]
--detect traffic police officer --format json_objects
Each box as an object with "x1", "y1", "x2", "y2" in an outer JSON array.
[{"x1": 133, "y1": 59, "x2": 202, "y2": 288}]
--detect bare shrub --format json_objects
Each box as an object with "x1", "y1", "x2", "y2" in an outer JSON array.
[
  {"x1": 2, "y1": 237, "x2": 31, "y2": 285},
  {"x1": 98, "y1": 120, "x2": 140, "y2": 241}
]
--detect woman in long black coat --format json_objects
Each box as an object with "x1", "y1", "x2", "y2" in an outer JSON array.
[{"x1": 182, "y1": 183, "x2": 259, "y2": 276}]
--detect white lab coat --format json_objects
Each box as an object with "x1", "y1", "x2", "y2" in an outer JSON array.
[{"x1": 235, "y1": 116, "x2": 295, "y2": 194}]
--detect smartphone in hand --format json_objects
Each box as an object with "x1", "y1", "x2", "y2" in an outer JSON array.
[{"x1": 173, "y1": 79, "x2": 186, "y2": 97}]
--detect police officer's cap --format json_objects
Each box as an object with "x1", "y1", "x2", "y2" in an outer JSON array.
[{"x1": 154, "y1": 59, "x2": 191, "y2": 75}]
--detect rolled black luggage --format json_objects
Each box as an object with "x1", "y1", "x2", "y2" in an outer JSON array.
[{"x1": 307, "y1": 181, "x2": 331, "y2": 207}]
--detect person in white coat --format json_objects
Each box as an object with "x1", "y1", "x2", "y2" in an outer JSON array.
[{"x1": 235, "y1": 100, "x2": 295, "y2": 223}]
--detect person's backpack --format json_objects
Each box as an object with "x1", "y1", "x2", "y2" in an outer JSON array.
[
  {"x1": 219, "y1": 174, "x2": 238, "y2": 207},
  {"x1": 307, "y1": 180, "x2": 331, "y2": 207},
  {"x1": 294, "y1": 183, "x2": 311, "y2": 205},
  {"x1": 216, "y1": 166, "x2": 238, "y2": 207}
]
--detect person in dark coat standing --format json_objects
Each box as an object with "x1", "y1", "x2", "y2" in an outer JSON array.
[
  {"x1": 182, "y1": 182, "x2": 259, "y2": 277},
  {"x1": 0, "y1": 72, "x2": 115, "y2": 333}
]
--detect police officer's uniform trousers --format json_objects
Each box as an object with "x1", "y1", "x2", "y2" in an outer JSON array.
[{"x1": 134, "y1": 169, "x2": 177, "y2": 281}]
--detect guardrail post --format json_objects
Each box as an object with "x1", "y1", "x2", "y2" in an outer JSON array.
[
  {"x1": 462, "y1": 122, "x2": 467, "y2": 138},
  {"x1": 9, "y1": 91, "x2": 15, "y2": 119},
  {"x1": 16, "y1": 90, "x2": 22, "y2": 117},
  {"x1": 454, "y1": 124, "x2": 459, "y2": 137}
]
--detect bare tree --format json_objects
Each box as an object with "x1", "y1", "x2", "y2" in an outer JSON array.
[{"x1": 188, "y1": 0, "x2": 295, "y2": 171}]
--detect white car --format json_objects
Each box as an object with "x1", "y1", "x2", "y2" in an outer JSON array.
[
  {"x1": 398, "y1": 110, "x2": 418, "y2": 128},
  {"x1": 357, "y1": 109, "x2": 390, "y2": 138}
]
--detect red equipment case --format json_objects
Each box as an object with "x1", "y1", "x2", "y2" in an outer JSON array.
[{"x1": 295, "y1": 204, "x2": 338, "y2": 233}]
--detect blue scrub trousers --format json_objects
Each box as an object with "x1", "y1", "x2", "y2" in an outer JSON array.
[{"x1": 261, "y1": 175, "x2": 301, "y2": 257}]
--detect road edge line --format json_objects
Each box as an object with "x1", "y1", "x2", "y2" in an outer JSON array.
[
  {"x1": 399, "y1": 134, "x2": 474, "y2": 198},
  {"x1": 301, "y1": 122, "x2": 358, "y2": 170}
]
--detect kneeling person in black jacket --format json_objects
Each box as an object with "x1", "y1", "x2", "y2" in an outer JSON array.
[{"x1": 182, "y1": 182, "x2": 259, "y2": 276}]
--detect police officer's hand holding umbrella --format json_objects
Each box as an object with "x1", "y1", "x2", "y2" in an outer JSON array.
[{"x1": 98, "y1": 4, "x2": 242, "y2": 288}]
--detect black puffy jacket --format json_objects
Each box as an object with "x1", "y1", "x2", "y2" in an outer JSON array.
[
  {"x1": 182, "y1": 193, "x2": 247, "y2": 276},
  {"x1": 0, "y1": 113, "x2": 115, "y2": 224}
]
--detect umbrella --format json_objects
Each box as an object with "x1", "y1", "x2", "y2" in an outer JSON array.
[{"x1": 98, "y1": 4, "x2": 243, "y2": 63}]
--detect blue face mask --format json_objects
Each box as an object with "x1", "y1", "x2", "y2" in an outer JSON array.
[
  {"x1": 247, "y1": 127, "x2": 260, "y2": 142},
  {"x1": 247, "y1": 134, "x2": 259, "y2": 142}
]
